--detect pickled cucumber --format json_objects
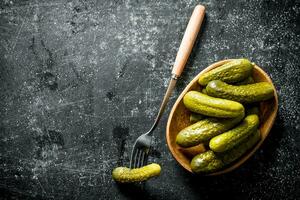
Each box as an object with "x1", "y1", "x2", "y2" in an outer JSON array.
[
  {"x1": 176, "y1": 113, "x2": 244, "y2": 147},
  {"x1": 190, "y1": 113, "x2": 205, "y2": 123},
  {"x1": 209, "y1": 114, "x2": 259, "y2": 152},
  {"x1": 206, "y1": 80, "x2": 274, "y2": 104},
  {"x1": 112, "y1": 163, "x2": 161, "y2": 183},
  {"x1": 235, "y1": 76, "x2": 254, "y2": 85},
  {"x1": 198, "y1": 59, "x2": 253, "y2": 86},
  {"x1": 220, "y1": 130, "x2": 260, "y2": 165},
  {"x1": 190, "y1": 150, "x2": 223, "y2": 173},
  {"x1": 183, "y1": 91, "x2": 245, "y2": 118},
  {"x1": 191, "y1": 130, "x2": 260, "y2": 174}
]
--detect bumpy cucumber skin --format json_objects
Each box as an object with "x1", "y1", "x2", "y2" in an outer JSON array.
[
  {"x1": 198, "y1": 59, "x2": 253, "y2": 86},
  {"x1": 176, "y1": 113, "x2": 244, "y2": 147},
  {"x1": 206, "y1": 80, "x2": 274, "y2": 104},
  {"x1": 190, "y1": 113, "x2": 205, "y2": 123},
  {"x1": 191, "y1": 130, "x2": 260, "y2": 174},
  {"x1": 235, "y1": 76, "x2": 254, "y2": 85},
  {"x1": 209, "y1": 114, "x2": 259, "y2": 152},
  {"x1": 190, "y1": 151, "x2": 223, "y2": 173},
  {"x1": 183, "y1": 91, "x2": 245, "y2": 118},
  {"x1": 220, "y1": 130, "x2": 260, "y2": 165},
  {"x1": 112, "y1": 163, "x2": 161, "y2": 183}
]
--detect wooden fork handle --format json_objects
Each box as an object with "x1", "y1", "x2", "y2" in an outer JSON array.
[{"x1": 172, "y1": 5, "x2": 205, "y2": 77}]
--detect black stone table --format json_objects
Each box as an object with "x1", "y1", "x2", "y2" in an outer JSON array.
[{"x1": 0, "y1": 0, "x2": 299, "y2": 199}]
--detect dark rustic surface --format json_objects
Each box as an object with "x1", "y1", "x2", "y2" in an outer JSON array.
[{"x1": 0, "y1": 0, "x2": 300, "y2": 199}]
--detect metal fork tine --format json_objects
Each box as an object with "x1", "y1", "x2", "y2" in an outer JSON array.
[
  {"x1": 135, "y1": 150, "x2": 142, "y2": 168},
  {"x1": 140, "y1": 152, "x2": 146, "y2": 167},
  {"x1": 129, "y1": 135, "x2": 152, "y2": 168},
  {"x1": 138, "y1": 151, "x2": 144, "y2": 168},
  {"x1": 130, "y1": 148, "x2": 138, "y2": 168},
  {"x1": 143, "y1": 153, "x2": 148, "y2": 166},
  {"x1": 133, "y1": 150, "x2": 138, "y2": 168}
]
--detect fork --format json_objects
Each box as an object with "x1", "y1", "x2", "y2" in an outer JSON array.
[{"x1": 129, "y1": 5, "x2": 206, "y2": 169}]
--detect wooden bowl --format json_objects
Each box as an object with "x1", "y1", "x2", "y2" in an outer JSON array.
[{"x1": 166, "y1": 59, "x2": 278, "y2": 175}]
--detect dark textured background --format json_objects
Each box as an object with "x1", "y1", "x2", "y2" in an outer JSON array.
[{"x1": 0, "y1": 0, "x2": 300, "y2": 199}]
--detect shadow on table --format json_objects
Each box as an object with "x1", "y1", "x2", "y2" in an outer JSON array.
[
  {"x1": 114, "y1": 182, "x2": 173, "y2": 200},
  {"x1": 114, "y1": 183, "x2": 145, "y2": 199}
]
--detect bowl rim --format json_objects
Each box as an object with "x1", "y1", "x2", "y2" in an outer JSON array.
[{"x1": 166, "y1": 59, "x2": 279, "y2": 175}]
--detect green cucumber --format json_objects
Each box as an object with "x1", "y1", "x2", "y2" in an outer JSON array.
[
  {"x1": 183, "y1": 91, "x2": 245, "y2": 118},
  {"x1": 198, "y1": 59, "x2": 253, "y2": 86},
  {"x1": 112, "y1": 163, "x2": 161, "y2": 183},
  {"x1": 190, "y1": 113, "x2": 205, "y2": 123},
  {"x1": 206, "y1": 80, "x2": 274, "y2": 104},
  {"x1": 191, "y1": 130, "x2": 260, "y2": 174},
  {"x1": 176, "y1": 113, "x2": 244, "y2": 147},
  {"x1": 235, "y1": 76, "x2": 255, "y2": 85},
  {"x1": 220, "y1": 130, "x2": 260, "y2": 165},
  {"x1": 190, "y1": 150, "x2": 223, "y2": 173},
  {"x1": 209, "y1": 114, "x2": 259, "y2": 152}
]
